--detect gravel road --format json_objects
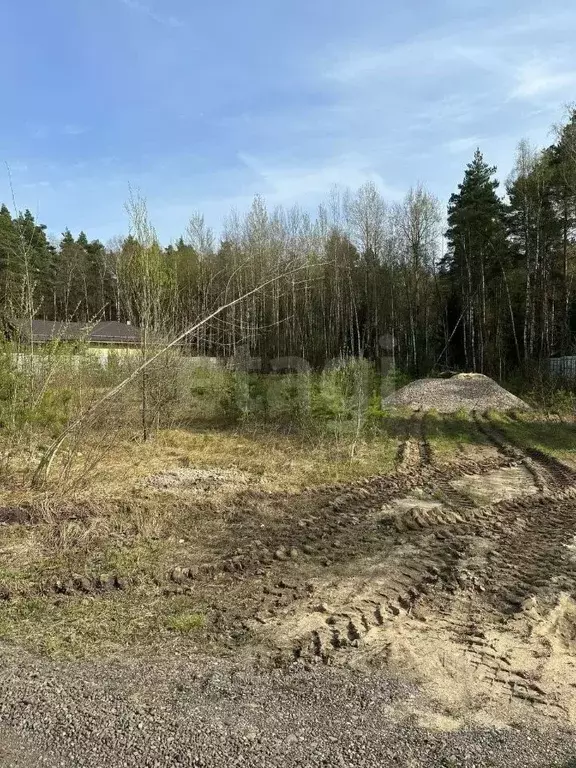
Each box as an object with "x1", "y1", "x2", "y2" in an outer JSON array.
[{"x1": 0, "y1": 650, "x2": 575, "y2": 768}]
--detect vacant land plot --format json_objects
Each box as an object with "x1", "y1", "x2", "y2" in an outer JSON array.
[{"x1": 1, "y1": 411, "x2": 576, "y2": 765}]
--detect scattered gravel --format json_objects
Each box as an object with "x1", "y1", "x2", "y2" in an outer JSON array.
[
  {"x1": 0, "y1": 650, "x2": 574, "y2": 767},
  {"x1": 142, "y1": 467, "x2": 248, "y2": 490},
  {"x1": 382, "y1": 373, "x2": 530, "y2": 413}
]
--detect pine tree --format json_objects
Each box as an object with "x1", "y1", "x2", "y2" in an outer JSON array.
[
  {"x1": 85, "y1": 238, "x2": 112, "y2": 319},
  {"x1": 546, "y1": 112, "x2": 576, "y2": 353},
  {"x1": 445, "y1": 149, "x2": 507, "y2": 371},
  {"x1": 0, "y1": 205, "x2": 18, "y2": 311},
  {"x1": 53, "y1": 229, "x2": 79, "y2": 320},
  {"x1": 11, "y1": 209, "x2": 55, "y2": 318},
  {"x1": 506, "y1": 142, "x2": 561, "y2": 360}
]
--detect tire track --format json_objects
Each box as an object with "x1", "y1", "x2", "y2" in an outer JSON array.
[
  {"x1": 472, "y1": 412, "x2": 576, "y2": 492},
  {"x1": 258, "y1": 414, "x2": 576, "y2": 715},
  {"x1": 279, "y1": 479, "x2": 576, "y2": 716}
]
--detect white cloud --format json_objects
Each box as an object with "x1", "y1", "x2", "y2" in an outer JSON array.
[
  {"x1": 511, "y1": 59, "x2": 576, "y2": 99},
  {"x1": 237, "y1": 152, "x2": 401, "y2": 204},
  {"x1": 324, "y1": 7, "x2": 576, "y2": 104},
  {"x1": 118, "y1": 0, "x2": 183, "y2": 29},
  {"x1": 326, "y1": 36, "x2": 462, "y2": 83},
  {"x1": 444, "y1": 137, "x2": 481, "y2": 155}
]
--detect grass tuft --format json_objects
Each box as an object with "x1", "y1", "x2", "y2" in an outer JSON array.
[{"x1": 165, "y1": 611, "x2": 205, "y2": 633}]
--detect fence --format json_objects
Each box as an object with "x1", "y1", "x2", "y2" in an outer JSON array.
[{"x1": 548, "y1": 357, "x2": 576, "y2": 378}]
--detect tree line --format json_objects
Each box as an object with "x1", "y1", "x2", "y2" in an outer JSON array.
[{"x1": 2, "y1": 111, "x2": 576, "y2": 378}]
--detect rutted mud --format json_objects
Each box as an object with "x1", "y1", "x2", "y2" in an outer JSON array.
[
  {"x1": 450, "y1": 465, "x2": 539, "y2": 505},
  {"x1": 220, "y1": 421, "x2": 576, "y2": 728},
  {"x1": 252, "y1": 484, "x2": 576, "y2": 726}
]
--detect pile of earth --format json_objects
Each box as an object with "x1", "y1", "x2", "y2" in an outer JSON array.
[{"x1": 382, "y1": 373, "x2": 530, "y2": 413}]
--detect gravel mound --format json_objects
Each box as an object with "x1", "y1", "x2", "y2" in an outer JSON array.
[{"x1": 382, "y1": 373, "x2": 530, "y2": 413}]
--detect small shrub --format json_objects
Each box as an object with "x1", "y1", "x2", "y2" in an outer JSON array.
[
  {"x1": 32, "y1": 387, "x2": 73, "y2": 432},
  {"x1": 382, "y1": 368, "x2": 413, "y2": 395},
  {"x1": 540, "y1": 388, "x2": 576, "y2": 416},
  {"x1": 220, "y1": 371, "x2": 253, "y2": 422},
  {"x1": 311, "y1": 373, "x2": 347, "y2": 421},
  {"x1": 266, "y1": 374, "x2": 311, "y2": 427}
]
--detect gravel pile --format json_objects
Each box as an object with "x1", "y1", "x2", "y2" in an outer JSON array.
[
  {"x1": 0, "y1": 650, "x2": 574, "y2": 767},
  {"x1": 382, "y1": 373, "x2": 530, "y2": 413}
]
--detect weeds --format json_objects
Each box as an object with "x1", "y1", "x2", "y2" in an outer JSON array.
[{"x1": 491, "y1": 414, "x2": 576, "y2": 460}]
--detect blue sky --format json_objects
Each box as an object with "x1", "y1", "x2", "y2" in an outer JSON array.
[{"x1": 1, "y1": 0, "x2": 575, "y2": 243}]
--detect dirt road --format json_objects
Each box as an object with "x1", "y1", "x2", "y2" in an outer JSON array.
[{"x1": 200, "y1": 416, "x2": 576, "y2": 726}]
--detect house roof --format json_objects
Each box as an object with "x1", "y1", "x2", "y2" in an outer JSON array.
[{"x1": 13, "y1": 320, "x2": 141, "y2": 345}]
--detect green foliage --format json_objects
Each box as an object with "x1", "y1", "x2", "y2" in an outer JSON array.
[
  {"x1": 0, "y1": 353, "x2": 19, "y2": 427},
  {"x1": 311, "y1": 373, "x2": 348, "y2": 421},
  {"x1": 525, "y1": 384, "x2": 576, "y2": 416},
  {"x1": 380, "y1": 367, "x2": 413, "y2": 397},
  {"x1": 184, "y1": 366, "x2": 238, "y2": 424},
  {"x1": 165, "y1": 611, "x2": 205, "y2": 633},
  {"x1": 504, "y1": 370, "x2": 576, "y2": 416},
  {"x1": 444, "y1": 149, "x2": 508, "y2": 371},
  {"x1": 29, "y1": 388, "x2": 73, "y2": 431},
  {"x1": 0, "y1": 347, "x2": 74, "y2": 435},
  {"x1": 498, "y1": 415, "x2": 576, "y2": 457},
  {"x1": 266, "y1": 374, "x2": 311, "y2": 427},
  {"x1": 446, "y1": 149, "x2": 507, "y2": 272},
  {"x1": 3, "y1": 110, "x2": 576, "y2": 398},
  {"x1": 217, "y1": 361, "x2": 383, "y2": 434},
  {"x1": 219, "y1": 371, "x2": 254, "y2": 422}
]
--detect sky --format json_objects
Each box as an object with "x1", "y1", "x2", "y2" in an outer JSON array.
[{"x1": 1, "y1": 0, "x2": 576, "y2": 243}]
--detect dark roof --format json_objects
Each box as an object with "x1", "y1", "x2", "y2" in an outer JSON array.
[{"x1": 13, "y1": 320, "x2": 141, "y2": 345}]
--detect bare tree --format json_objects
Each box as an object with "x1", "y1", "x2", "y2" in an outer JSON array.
[
  {"x1": 32, "y1": 259, "x2": 326, "y2": 487},
  {"x1": 345, "y1": 181, "x2": 388, "y2": 260},
  {"x1": 392, "y1": 184, "x2": 441, "y2": 371},
  {"x1": 124, "y1": 190, "x2": 168, "y2": 440}
]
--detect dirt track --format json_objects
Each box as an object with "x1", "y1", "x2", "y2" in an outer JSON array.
[{"x1": 185, "y1": 415, "x2": 576, "y2": 729}]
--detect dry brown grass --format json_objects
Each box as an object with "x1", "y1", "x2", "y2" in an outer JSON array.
[
  {"x1": 90, "y1": 427, "x2": 399, "y2": 493},
  {"x1": 0, "y1": 424, "x2": 403, "y2": 656},
  {"x1": 0, "y1": 425, "x2": 399, "y2": 502}
]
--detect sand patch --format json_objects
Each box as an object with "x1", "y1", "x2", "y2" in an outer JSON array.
[
  {"x1": 451, "y1": 465, "x2": 538, "y2": 505},
  {"x1": 258, "y1": 550, "x2": 576, "y2": 729}
]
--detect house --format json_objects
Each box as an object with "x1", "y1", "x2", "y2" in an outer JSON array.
[
  {"x1": 12, "y1": 319, "x2": 141, "y2": 347},
  {"x1": 10, "y1": 319, "x2": 142, "y2": 367}
]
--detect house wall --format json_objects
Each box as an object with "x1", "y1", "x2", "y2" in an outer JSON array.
[
  {"x1": 11, "y1": 348, "x2": 224, "y2": 373},
  {"x1": 84, "y1": 346, "x2": 142, "y2": 367}
]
